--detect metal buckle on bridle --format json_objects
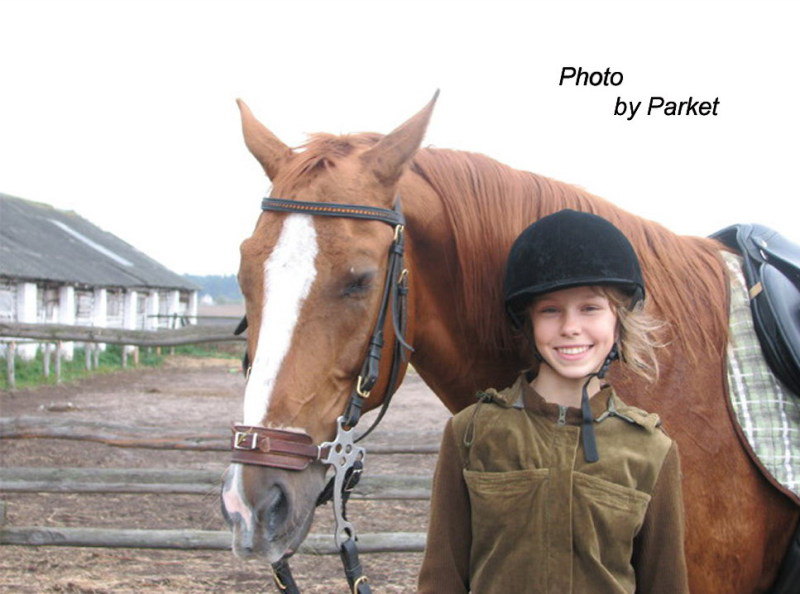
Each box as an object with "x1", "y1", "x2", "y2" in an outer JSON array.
[
  {"x1": 233, "y1": 430, "x2": 258, "y2": 450},
  {"x1": 272, "y1": 567, "x2": 288, "y2": 591},
  {"x1": 355, "y1": 375, "x2": 371, "y2": 400},
  {"x1": 352, "y1": 576, "x2": 369, "y2": 593}
]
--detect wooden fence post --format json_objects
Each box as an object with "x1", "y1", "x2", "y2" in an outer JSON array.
[
  {"x1": 43, "y1": 343, "x2": 50, "y2": 378},
  {"x1": 5, "y1": 341, "x2": 15, "y2": 390},
  {"x1": 55, "y1": 341, "x2": 62, "y2": 384}
]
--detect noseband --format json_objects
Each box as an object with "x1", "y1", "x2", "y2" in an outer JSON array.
[{"x1": 230, "y1": 196, "x2": 412, "y2": 594}]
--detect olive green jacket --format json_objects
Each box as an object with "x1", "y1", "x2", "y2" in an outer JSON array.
[{"x1": 418, "y1": 376, "x2": 689, "y2": 593}]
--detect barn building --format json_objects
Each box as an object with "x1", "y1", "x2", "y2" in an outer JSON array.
[{"x1": 0, "y1": 193, "x2": 199, "y2": 360}]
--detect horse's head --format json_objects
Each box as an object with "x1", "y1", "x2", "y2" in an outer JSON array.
[{"x1": 221, "y1": 94, "x2": 437, "y2": 561}]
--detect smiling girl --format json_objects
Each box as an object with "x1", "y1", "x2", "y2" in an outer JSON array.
[{"x1": 418, "y1": 209, "x2": 688, "y2": 593}]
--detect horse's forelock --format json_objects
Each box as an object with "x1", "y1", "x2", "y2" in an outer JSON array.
[
  {"x1": 410, "y1": 148, "x2": 729, "y2": 364},
  {"x1": 277, "y1": 133, "x2": 383, "y2": 192}
]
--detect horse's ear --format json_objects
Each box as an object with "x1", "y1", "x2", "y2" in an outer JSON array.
[
  {"x1": 237, "y1": 99, "x2": 293, "y2": 181},
  {"x1": 361, "y1": 90, "x2": 439, "y2": 187}
]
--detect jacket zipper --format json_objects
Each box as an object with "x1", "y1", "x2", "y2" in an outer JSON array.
[{"x1": 557, "y1": 405, "x2": 567, "y2": 426}]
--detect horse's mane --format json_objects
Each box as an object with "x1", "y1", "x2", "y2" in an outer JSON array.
[
  {"x1": 410, "y1": 147, "x2": 729, "y2": 362},
  {"x1": 281, "y1": 133, "x2": 729, "y2": 363}
]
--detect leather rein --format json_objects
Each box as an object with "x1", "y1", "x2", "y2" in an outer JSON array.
[{"x1": 230, "y1": 196, "x2": 413, "y2": 593}]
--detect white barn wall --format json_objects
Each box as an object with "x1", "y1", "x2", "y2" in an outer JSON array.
[
  {"x1": 0, "y1": 279, "x2": 18, "y2": 359},
  {"x1": 58, "y1": 285, "x2": 75, "y2": 360},
  {"x1": 146, "y1": 291, "x2": 159, "y2": 331},
  {"x1": 16, "y1": 282, "x2": 37, "y2": 361}
]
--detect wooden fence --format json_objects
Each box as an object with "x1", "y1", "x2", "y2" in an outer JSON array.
[
  {"x1": 1, "y1": 321, "x2": 245, "y2": 389},
  {"x1": 0, "y1": 321, "x2": 436, "y2": 555},
  {"x1": 0, "y1": 420, "x2": 437, "y2": 554},
  {"x1": 0, "y1": 418, "x2": 440, "y2": 454},
  {"x1": 0, "y1": 468, "x2": 430, "y2": 553}
]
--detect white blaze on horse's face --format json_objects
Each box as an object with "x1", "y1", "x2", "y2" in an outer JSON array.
[{"x1": 242, "y1": 213, "x2": 319, "y2": 425}]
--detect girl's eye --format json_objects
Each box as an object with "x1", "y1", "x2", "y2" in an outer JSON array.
[{"x1": 582, "y1": 302, "x2": 610, "y2": 314}]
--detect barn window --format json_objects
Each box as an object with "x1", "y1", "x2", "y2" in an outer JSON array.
[
  {"x1": 107, "y1": 289, "x2": 124, "y2": 328},
  {"x1": 136, "y1": 292, "x2": 147, "y2": 329},
  {"x1": 38, "y1": 286, "x2": 59, "y2": 323},
  {"x1": 75, "y1": 290, "x2": 94, "y2": 325}
]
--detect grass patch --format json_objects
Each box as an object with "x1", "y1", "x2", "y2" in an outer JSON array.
[{"x1": 1, "y1": 343, "x2": 240, "y2": 390}]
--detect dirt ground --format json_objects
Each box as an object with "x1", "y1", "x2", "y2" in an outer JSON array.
[{"x1": 0, "y1": 356, "x2": 453, "y2": 593}]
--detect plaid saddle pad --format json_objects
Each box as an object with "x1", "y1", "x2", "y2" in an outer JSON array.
[{"x1": 723, "y1": 251, "x2": 800, "y2": 503}]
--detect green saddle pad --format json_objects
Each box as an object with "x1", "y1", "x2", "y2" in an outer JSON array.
[{"x1": 723, "y1": 251, "x2": 800, "y2": 503}]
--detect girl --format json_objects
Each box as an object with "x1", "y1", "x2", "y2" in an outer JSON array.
[{"x1": 418, "y1": 209, "x2": 688, "y2": 593}]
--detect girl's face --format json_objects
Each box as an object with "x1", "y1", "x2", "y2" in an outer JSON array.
[{"x1": 529, "y1": 286, "x2": 618, "y2": 381}]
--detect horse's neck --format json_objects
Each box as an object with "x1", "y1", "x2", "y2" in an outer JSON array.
[
  {"x1": 398, "y1": 158, "x2": 730, "y2": 414},
  {"x1": 401, "y1": 177, "x2": 522, "y2": 412}
]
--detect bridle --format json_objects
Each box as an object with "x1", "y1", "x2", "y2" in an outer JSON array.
[{"x1": 230, "y1": 196, "x2": 413, "y2": 594}]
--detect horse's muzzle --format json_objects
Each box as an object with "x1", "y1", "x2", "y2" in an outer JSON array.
[{"x1": 221, "y1": 462, "x2": 325, "y2": 562}]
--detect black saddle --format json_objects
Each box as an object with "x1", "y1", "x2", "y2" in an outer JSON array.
[{"x1": 712, "y1": 224, "x2": 800, "y2": 397}]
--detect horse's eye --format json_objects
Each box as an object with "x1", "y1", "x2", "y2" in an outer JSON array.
[{"x1": 342, "y1": 271, "x2": 376, "y2": 297}]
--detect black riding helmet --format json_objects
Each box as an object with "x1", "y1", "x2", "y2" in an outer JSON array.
[
  {"x1": 503, "y1": 209, "x2": 645, "y2": 464},
  {"x1": 504, "y1": 209, "x2": 644, "y2": 328}
]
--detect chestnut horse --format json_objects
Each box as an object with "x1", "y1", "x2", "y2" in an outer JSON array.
[{"x1": 220, "y1": 95, "x2": 799, "y2": 592}]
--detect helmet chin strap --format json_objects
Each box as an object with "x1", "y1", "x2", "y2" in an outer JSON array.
[{"x1": 580, "y1": 343, "x2": 619, "y2": 463}]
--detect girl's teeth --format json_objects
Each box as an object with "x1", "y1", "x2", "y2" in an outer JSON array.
[{"x1": 558, "y1": 346, "x2": 588, "y2": 355}]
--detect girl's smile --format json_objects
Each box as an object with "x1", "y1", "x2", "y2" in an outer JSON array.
[{"x1": 554, "y1": 344, "x2": 593, "y2": 359}]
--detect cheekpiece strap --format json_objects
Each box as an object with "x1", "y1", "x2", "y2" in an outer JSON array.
[{"x1": 262, "y1": 198, "x2": 405, "y2": 227}]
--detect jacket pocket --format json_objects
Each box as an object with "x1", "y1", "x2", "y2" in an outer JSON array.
[
  {"x1": 463, "y1": 468, "x2": 549, "y2": 592},
  {"x1": 572, "y1": 472, "x2": 650, "y2": 592}
]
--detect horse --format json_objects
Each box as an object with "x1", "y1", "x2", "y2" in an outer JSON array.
[{"x1": 220, "y1": 94, "x2": 799, "y2": 593}]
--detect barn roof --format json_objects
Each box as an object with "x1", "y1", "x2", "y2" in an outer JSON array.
[{"x1": 0, "y1": 193, "x2": 198, "y2": 291}]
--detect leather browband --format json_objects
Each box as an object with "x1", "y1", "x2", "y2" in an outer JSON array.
[
  {"x1": 262, "y1": 198, "x2": 404, "y2": 227},
  {"x1": 231, "y1": 425, "x2": 331, "y2": 471}
]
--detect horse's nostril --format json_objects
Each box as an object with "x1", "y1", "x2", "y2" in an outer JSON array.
[{"x1": 259, "y1": 484, "x2": 289, "y2": 534}]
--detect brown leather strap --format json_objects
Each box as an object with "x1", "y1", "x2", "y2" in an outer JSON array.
[{"x1": 231, "y1": 425, "x2": 328, "y2": 471}]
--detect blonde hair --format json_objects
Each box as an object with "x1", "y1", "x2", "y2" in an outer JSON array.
[{"x1": 598, "y1": 287, "x2": 665, "y2": 383}]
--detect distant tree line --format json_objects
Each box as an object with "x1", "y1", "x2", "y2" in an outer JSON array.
[{"x1": 184, "y1": 274, "x2": 243, "y2": 304}]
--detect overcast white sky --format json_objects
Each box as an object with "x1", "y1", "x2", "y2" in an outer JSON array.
[{"x1": 1, "y1": 0, "x2": 797, "y2": 275}]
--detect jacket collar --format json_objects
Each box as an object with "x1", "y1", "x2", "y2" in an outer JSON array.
[{"x1": 509, "y1": 375, "x2": 617, "y2": 426}]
